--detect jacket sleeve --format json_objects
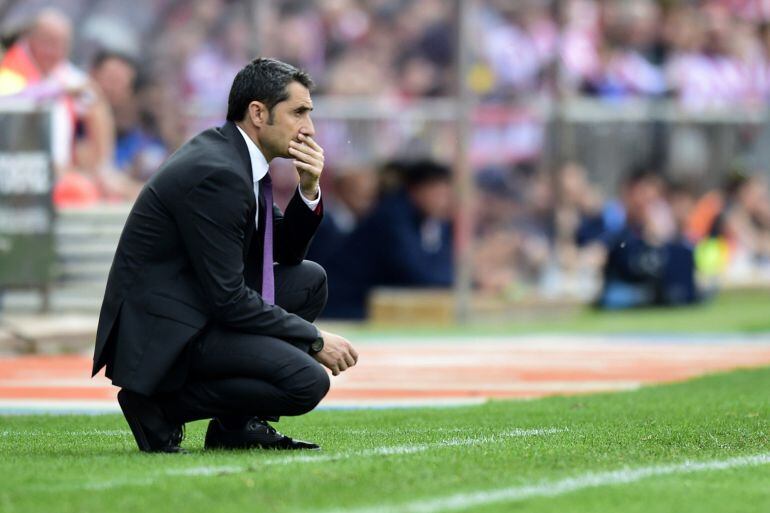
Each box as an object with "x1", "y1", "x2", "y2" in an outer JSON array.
[
  {"x1": 173, "y1": 168, "x2": 318, "y2": 344},
  {"x1": 273, "y1": 188, "x2": 323, "y2": 265}
]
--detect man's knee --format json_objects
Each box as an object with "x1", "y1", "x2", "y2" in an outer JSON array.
[
  {"x1": 299, "y1": 260, "x2": 328, "y2": 320},
  {"x1": 302, "y1": 260, "x2": 327, "y2": 301},
  {"x1": 275, "y1": 260, "x2": 328, "y2": 321},
  {"x1": 287, "y1": 363, "x2": 330, "y2": 415}
]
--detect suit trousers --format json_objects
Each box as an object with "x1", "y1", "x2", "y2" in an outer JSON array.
[{"x1": 160, "y1": 260, "x2": 330, "y2": 425}]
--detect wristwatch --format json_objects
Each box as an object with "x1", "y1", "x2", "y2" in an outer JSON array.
[{"x1": 310, "y1": 328, "x2": 324, "y2": 354}]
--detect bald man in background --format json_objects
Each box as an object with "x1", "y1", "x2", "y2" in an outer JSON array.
[{"x1": 0, "y1": 8, "x2": 114, "y2": 181}]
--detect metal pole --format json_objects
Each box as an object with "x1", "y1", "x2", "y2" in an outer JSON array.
[
  {"x1": 547, "y1": 0, "x2": 569, "y2": 271},
  {"x1": 248, "y1": 0, "x2": 270, "y2": 56},
  {"x1": 455, "y1": 0, "x2": 476, "y2": 323}
]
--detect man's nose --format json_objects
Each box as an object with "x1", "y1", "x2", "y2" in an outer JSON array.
[{"x1": 300, "y1": 118, "x2": 315, "y2": 138}]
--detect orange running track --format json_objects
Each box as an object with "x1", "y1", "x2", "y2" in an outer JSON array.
[{"x1": 1, "y1": 334, "x2": 770, "y2": 413}]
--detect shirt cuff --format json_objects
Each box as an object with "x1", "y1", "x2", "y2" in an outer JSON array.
[{"x1": 298, "y1": 185, "x2": 321, "y2": 210}]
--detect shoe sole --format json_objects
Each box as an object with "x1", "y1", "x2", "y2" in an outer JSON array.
[
  {"x1": 203, "y1": 420, "x2": 320, "y2": 451},
  {"x1": 117, "y1": 391, "x2": 152, "y2": 452},
  {"x1": 204, "y1": 440, "x2": 321, "y2": 451}
]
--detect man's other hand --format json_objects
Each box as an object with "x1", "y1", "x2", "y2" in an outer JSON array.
[{"x1": 313, "y1": 330, "x2": 358, "y2": 376}]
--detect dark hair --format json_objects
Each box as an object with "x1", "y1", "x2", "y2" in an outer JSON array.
[
  {"x1": 723, "y1": 171, "x2": 749, "y2": 197},
  {"x1": 0, "y1": 24, "x2": 27, "y2": 50},
  {"x1": 623, "y1": 165, "x2": 659, "y2": 188},
  {"x1": 90, "y1": 49, "x2": 141, "y2": 91},
  {"x1": 403, "y1": 160, "x2": 451, "y2": 188},
  {"x1": 226, "y1": 57, "x2": 314, "y2": 122}
]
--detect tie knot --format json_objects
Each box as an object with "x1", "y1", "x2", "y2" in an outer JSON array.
[{"x1": 261, "y1": 173, "x2": 272, "y2": 185}]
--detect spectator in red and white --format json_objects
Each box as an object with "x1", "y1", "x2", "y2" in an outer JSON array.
[
  {"x1": 183, "y1": 12, "x2": 251, "y2": 134},
  {"x1": 560, "y1": 0, "x2": 604, "y2": 91},
  {"x1": 665, "y1": 3, "x2": 759, "y2": 109},
  {"x1": 587, "y1": 1, "x2": 667, "y2": 99},
  {"x1": 2, "y1": 9, "x2": 94, "y2": 170},
  {"x1": 716, "y1": 0, "x2": 770, "y2": 22},
  {"x1": 481, "y1": 4, "x2": 542, "y2": 95},
  {"x1": 0, "y1": 8, "x2": 115, "y2": 206}
]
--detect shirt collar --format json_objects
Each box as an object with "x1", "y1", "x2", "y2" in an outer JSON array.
[{"x1": 236, "y1": 125, "x2": 269, "y2": 183}]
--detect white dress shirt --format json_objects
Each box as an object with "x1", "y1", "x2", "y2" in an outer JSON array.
[{"x1": 236, "y1": 126, "x2": 321, "y2": 228}]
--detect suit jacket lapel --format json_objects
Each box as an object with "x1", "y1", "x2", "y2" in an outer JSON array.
[
  {"x1": 220, "y1": 121, "x2": 259, "y2": 263},
  {"x1": 221, "y1": 120, "x2": 253, "y2": 182}
]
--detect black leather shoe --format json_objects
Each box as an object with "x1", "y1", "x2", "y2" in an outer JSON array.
[
  {"x1": 117, "y1": 389, "x2": 186, "y2": 453},
  {"x1": 204, "y1": 417, "x2": 319, "y2": 450}
]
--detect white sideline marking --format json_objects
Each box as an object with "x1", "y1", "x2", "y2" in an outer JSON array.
[
  {"x1": 323, "y1": 453, "x2": 770, "y2": 513},
  {"x1": 0, "y1": 399, "x2": 120, "y2": 414},
  {"x1": 164, "y1": 427, "x2": 568, "y2": 477},
  {"x1": 64, "y1": 427, "x2": 567, "y2": 491}
]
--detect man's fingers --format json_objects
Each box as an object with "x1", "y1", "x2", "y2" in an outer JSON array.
[
  {"x1": 319, "y1": 353, "x2": 340, "y2": 375},
  {"x1": 318, "y1": 333, "x2": 358, "y2": 376},
  {"x1": 288, "y1": 147, "x2": 322, "y2": 167},
  {"x1": 289, "y1": 146, "x2": 322, "y2": 163},
  {"x1": 292, "y1": 160, "x2": 321, "y2": 175},
  {"x1": 298, "y1": 133, "x2": 323, "y2": 154},
  {"x1": 289, "y1": 141, "x2": 323, "y2": 161},
  {"x1": 290, "y1": 153, "x2": 322, "y2": 169}
]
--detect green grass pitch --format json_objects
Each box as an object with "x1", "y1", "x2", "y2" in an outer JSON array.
[{"x1": 1, "y1": 366, "x2": 768, "y2": 513}]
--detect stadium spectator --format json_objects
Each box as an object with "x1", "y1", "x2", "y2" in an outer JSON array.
[
  {"x1": 597, "y1": 168, "x2": 699, "y2": 309},
  {"x1": 306, "y1": 162, "x2": 380, "y2": 267},
  {"x1": 552, "y1": 162, "x2": 607, "y2": 297},
  {"x1": 183, "y1": 14, "x2": 251, "y2": 134},
  {"x1": 0, "y1": 8, "x2": 115, "y2": 206},
  {"x1": 665, "y1": 5, "x2": 742, "y2": 109},
  {"x1": 472, "y1": 166, "x2": 522, "y2": 295},
  {"x1": 471, "y1": 164, "x2": 558, "y2": 296},
  {"x1": 323, "y1": 159, "x2": 453, "y2": 318},
  {"x1": 667, "y1": 180, "x2": 700, "y2": 241},
  {"x1": 0, "y1": 9, "x2": 112, "y2": 178},
  {"x1": 583, "y1": 1, "x2": 667, "y2": 99},
  {"x1": 691, "y1": 171, "x2": 770, "y2": 278},
  {"x1": 89, "y1": 50, "x2": 167, "y2": 200}
]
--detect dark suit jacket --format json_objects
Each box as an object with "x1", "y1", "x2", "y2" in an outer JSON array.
[{"x1": 92, "y1": 121, "x2": 322, "y2": 395}]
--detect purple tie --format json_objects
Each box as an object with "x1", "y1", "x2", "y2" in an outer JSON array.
[{"x1": 261, "y1": 173, "x2": 275, "y2": 304}]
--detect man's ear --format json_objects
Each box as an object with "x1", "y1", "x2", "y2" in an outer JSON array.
[{"x1": 247, "y1": 101, "x2": 267, "y2": 128}]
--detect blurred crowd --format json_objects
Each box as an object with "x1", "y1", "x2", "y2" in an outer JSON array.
[
  {"x1": 3, "y1": 1, "x2": 770, "y2": 316},
  {"x1": 473, "y1": 160, "x2": 770, "y2": 307},
  {"x1": 310, "y1": 160, "x2": 453, "y2": 318},
  {"x1": 0, "y1": 0, "x2": 458, "y2": 204},
  {"x1": 306, "y1": 155, "x2": 770, "y2": 317},
  {"x1": 476, "y1": 0, "x2": 770, "y2": 110},
  {"x1": 5, "y1": 0, "x2": 770, "y2": 200}
]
